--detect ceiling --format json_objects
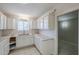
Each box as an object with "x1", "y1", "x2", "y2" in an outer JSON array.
[
  {"x1": 0, "y1": 3, "x2": 55, "y2": 19},
  {"x1": 0, "y1": 3, "x2": 78, "y2": 19}
]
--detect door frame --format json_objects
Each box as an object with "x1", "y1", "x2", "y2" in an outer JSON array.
[{"x1": 55, "y1": 9, "x2": 79, "y2": 55}]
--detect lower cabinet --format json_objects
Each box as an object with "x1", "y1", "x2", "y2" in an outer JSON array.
[
  {"x1": 40, "y1": 40, "x2": 55, "y2": 55},
  {"x1": 34, "y1": 36, "x2": 55, "y2": 55},
  {"x1": 0, "y1": 38, "x2": 9, "y2": 55},
  {"x1": 3, "y1": 44, "x2": 9, "y2": 55},
  {"x1": 34, "y1": 37, "x2": 41, "y2": 50},
  {"x1": 16, "y1": 35, "x2": 34, "y2": 48},
  {"x1": 0, "y1": 44, "x2": 3, "y2": 55}
]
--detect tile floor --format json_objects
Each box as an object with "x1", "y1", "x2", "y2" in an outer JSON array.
[{"x1": 9, "y1": 46, "x2": 40, "y2": 55}]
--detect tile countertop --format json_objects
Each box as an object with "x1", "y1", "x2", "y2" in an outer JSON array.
[{"x1": 35, "y1": 34, "x2": 55, "y2": 41}]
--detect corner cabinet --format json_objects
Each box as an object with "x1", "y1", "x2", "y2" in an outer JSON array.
[{"x1": 0, "y1": 14, "x2": 7, "y2": 29}]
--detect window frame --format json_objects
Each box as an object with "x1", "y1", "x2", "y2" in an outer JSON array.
[{"x1": 17, "y1": 19, "x2": 30, "y2": 34}]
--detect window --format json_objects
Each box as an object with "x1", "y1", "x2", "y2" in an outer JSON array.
[{"x1": 17, "y1": 20, "x2": 29, "y2": 34}]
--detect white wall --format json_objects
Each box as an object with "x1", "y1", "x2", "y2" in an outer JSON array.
[{"x1": 55, "y1": 4, "x2": 79, "y2": 16}]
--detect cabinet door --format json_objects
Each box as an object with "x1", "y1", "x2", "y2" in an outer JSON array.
[
  {"x1": 23, "y1": 36, "x2": 34, "y2": 46},
  {"x1": 34, "y1": 37, "x2": 38, "y2": 48},
  {"x1": 41, "y1": 39, "x2": 54, "y2": 55},
  {"x1": 0, "y1": 16, "x2": 3, "y2": 29},
  {"x1": 16, "y1": 36, "x2": 23, "y2": 48},
  {"x1": 37, "y1": 18, "x2": 44, "y2": 29},
  {"x1": 49, "y1": 13, "x2": 55, "y2": 30},
  {"x1": 0, "y1": 16, "x2": 1, "y2": 29},
  {"x1": 4, "y1": 44, "x2": 9, "y2": 55},
  {"x1": 34, "y1": 37, "x2": 41, "y2": 50},
  {"x1": 43, "y1": 16, "x2": 49, "y2": 29},
  {"x1": 0, "y1": 15, "x2": 6, "y2": 29},
  {"x1": 16, "y1": 36, "x2": 34, "y2": 48},
  {"x1": 2, "y1": 15, "x2": 6, "y2": 29},
  {"x1": 0, "y1": 44, "x2": 2, "y2": 55},
  {"x1": 0, "y1": 42, "x2": 5, "y2": 55}
]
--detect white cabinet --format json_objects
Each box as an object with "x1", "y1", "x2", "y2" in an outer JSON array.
[
  {"x1": 16, "y1": 35, "x2": 34, "y2": 48},
  {"x1": 37, "y1": 12, "x2": 55, "y2": 30},
  {"x1": 34, "y1": 37, "x2": 41, "y2": 50},
  {"x1": 4, "y1": 44, "x2": 9, "y2": 55},
  {"x1": 40, "y1": 39, "x2": 55, "y2": 55},
  {"x1": 0, "y1": 44, "x2": 3, "y2": 55},
  {"x1": 7, "y1": 18, "x2": 16, "y2": 29},
  {"x1": 34, "y1": 35, "x2": 55, "y2": 55},
  {"x1": 0, "y1": 37, "x2": 9, "y2": 55},
  {"x1": 0, "y1": 12, "x2": 17, "y2": 29},
  {"x1": 48, "y1": 13, "x2": 55, "y2": 30},
  {"x1": 0, "y1": 14, "x2": 7, "y2": 29}
]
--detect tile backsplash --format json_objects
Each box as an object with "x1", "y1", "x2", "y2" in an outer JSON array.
[
  {"x1": 0, "y1": 30, "x2": 2, "y2": 36},
  {"x1": 31, "y1": 29, "x2": 40, "y2": 34},
  {"x1": 0, "y1": 29, "x2": 18, "y2": 36},
  {"x1": 39, "y1": 29, "x2": 56, "y2": 37}
]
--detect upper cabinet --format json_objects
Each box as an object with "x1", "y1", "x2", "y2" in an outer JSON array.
[
  {"x1": 48, "y1": 12, "x2": 55, "y2": 30},
  {"x1": 6, "y1": 17, "x2": 16, "y2": 29},
  {"x1": 0, "y1": 13, "x2": 7, "y2": 29},
  {"x1": 37, "y1": 11, "x2": 55, "y2": 30},
  {"x1": 0, "y1": 12, "x2": 17, "y2": 29}
]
